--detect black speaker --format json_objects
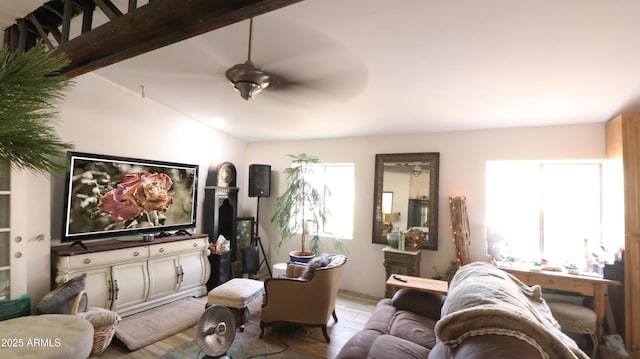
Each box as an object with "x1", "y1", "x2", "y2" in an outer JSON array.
[{"x1": 248, "y1": 164, "x2": 271, "y2": 197}]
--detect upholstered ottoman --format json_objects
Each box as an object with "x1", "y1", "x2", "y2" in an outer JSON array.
[
  {"x1": 207, "y1": 278, "x2": 264, "y2": 331},
  {"x1": 0, "y1": 314, "x2": 93, "y2": 359}
]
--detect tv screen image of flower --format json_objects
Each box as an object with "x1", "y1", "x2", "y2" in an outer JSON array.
[{"x1": 62, "y1": 152, "x2": 199, "y2": 242}]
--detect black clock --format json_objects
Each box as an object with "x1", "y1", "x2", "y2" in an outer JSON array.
[{"x1": 216, "y1": 162, "x2": 236, "y2": 187}]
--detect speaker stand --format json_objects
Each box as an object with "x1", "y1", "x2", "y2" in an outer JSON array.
[{"x1": 253, "y1": 197, "x2": 272, "y2": 277}]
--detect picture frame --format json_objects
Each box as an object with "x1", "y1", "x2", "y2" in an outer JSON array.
[{"x1": 236, "y1": 217, "x2": 255, "y2": 249}]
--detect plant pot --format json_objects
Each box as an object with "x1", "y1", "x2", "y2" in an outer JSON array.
[{"x1": 289, "y1": 251, "x2": 314, "y2": 264}]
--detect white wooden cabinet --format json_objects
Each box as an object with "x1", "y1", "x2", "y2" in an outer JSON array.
[{"x1": 52, "y1": 235, "x2": 210, "y2": 317}]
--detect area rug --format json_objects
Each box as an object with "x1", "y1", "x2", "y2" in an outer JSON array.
[
  {"x1": 159, "y1": 332, "x2": 311, "y2": 359},
  {"x1": 115, "y1": 297, "x2": 205, "y2": 351},
  {"x1": 160, "y1": 298, "x2": 312, "y2": 359}
]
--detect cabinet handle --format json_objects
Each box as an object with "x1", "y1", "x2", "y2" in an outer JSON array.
[
  {"x1": 114, "y1": 280, "x2": 120, "y2": 300},
  {"x1": 84, "y1": 258, "x2": 91, "y2": 264},
  {"x1": 192, "y1": 242, "x2": 198, "y2": 248},
  {"x1": 159, "y1": 248, "x2": 165, "y2": 253},
  {"x1": 176, "y1": 266, "x2": 181, "y2": 284},
  {"x1": 179, "y1": 265, "x2": 184, "y2": 283},
  {"x1": 107, "y1": 280, "x2": 112, "y2": 301},
  {"x1": 133, "y1": 251, "x2": 139, "y2": 256}
]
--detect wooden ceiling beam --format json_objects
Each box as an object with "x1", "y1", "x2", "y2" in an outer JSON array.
[
  {"x1": 52, "y1": 0, "x2": 304, "y2": 77},
  {"x1": 92, "y1": 0, "x2": 123, "y2": 21},
  {"x1": 27, "y1": 14, "x2": 55, "y2": 50}
]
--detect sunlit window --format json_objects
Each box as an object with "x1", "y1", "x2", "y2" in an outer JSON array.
[
  {"x1": 306, "y1": 163, "x2": 354, "y2": 240},
  {"x1": 486, "y1": 161, "x2": 602, "y2": 265}
]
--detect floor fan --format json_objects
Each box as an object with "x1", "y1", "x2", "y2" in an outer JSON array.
[{"x1": 196, "y1": 305, "x2": 236, "y2": 359}]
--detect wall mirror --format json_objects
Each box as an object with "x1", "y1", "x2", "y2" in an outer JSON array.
[{"x1": 372, "y1": 152, "x2": 440, "y2": 250}]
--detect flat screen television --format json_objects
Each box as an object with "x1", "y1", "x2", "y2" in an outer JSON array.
[{"x1": 61, "y1": 151, "x2": 199, "y2": 244}]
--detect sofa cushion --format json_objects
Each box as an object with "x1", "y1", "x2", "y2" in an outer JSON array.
[
  {"x1": 389, "y1": 310, "x2": 438, "y2": 349},
  {"x1": 392, "y1": 288, "x2": 445, "y2": 320},
  {"x1": 333, "y1": 329, "x2": 384, "y2": 359},
  {"x1": 363, "y1": 298, "x2": 396, "y2": 333},
  {"x1": 368, "y1": 334, "x2": 430, "y2": 359}
]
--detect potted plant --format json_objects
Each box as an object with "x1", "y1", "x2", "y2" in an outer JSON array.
[
  {"x1": 271, "y1": 153, "x2": 343, "y2": 262},
  {"x1": 0, "y1": 42, "x2": 74, "y2": 175}
]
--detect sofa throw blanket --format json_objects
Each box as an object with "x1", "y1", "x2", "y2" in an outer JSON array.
[{"x1": 435, "y1": 262, "x2": 588, "y2": 359}]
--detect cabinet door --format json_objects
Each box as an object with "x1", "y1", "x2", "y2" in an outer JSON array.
[
  {"x1": 111, "y1": 261, "x2": 149, "y2": 312},
  {"x1": 178, "y1": 251, "x2": 207, "y2": 292},
  {"x1": 75, "y1": 267, "x2": 112, "y2": 310},
  {"x1": 147, "y1": 256, "x2": 180, "y2": 300}
]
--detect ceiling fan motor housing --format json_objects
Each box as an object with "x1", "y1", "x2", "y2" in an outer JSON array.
[{"x1": 225, "y1": 61, "x2": 272, "y2": 100}]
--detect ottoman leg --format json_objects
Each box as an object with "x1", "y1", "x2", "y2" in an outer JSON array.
[{"x1": 229, "y1": 307, "x2": 250, "y2": 332}]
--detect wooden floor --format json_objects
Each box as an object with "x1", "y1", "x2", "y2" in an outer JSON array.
[{"x1": 100, "y1": 290, "x2": 380, "y2": 359}]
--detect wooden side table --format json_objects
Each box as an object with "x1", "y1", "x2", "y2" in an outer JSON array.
[
  {"x1": 386, "y1": 274, "x2": 448, "y2": 295},
  {"x1": 382, "y1": 247, "x2": 421, "y2": 298}
]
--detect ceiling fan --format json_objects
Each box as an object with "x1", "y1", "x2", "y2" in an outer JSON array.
[
  {"x1": 225, "y1": 17, "x2": 274, "y2": 100},
  {"x1": 141, "y1": 16, "x2": 367, "y2": 105}
]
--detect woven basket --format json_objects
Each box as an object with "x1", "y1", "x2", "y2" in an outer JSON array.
[
  {"x1": 72, "y1": 290, "x2": 119, "y2": 356},
  {"x1": 90, "y1": 321, "x2": 118, "y2": 356}
]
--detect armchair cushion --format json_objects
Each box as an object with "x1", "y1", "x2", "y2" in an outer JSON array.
[{"x1": 36, "y1": 273, "x2": 87, "y2": 314}]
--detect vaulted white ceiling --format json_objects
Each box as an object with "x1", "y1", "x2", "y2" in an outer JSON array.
[{"x1": 3, "y1": 0, "x2": 640, "y2": 142}]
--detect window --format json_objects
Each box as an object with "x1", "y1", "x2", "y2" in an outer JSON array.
[
  {"x1": 486, "y1": 160, "x2": 603, "y2": 265},
  {"x1": 306, "y1": 163, "x2": 354, "y2": 240}
]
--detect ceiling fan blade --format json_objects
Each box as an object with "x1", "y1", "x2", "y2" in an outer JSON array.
[{"x1": 265, "y1": 57, "x2": 368, "y2": 103}]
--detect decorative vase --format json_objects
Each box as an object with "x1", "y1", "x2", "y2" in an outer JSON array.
[{"x1": 386, "y1": 232, "x2": 402, "y2": 248}]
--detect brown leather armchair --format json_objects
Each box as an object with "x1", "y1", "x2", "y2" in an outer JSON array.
[{"x1": 259, "y1": 254, "x2": 347, "y2": 342}]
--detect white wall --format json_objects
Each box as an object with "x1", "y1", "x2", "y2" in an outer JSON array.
[
  {"x1": 22, "y1": 73, "x2": 247, "y2": 305},
  {"x1": 243, "y1": 123, "x2": 605, "y2": 298},
  {"x1": 18, "y1": 73, "x2": 606, "y2": 303}
]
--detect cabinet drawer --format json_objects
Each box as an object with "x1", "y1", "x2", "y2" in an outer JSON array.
[
  {"x1": 149, "y1": 238, "x2": 206, "y2": 257},
  {"x1": 68, "y1": 247, "x2": 149, "y2": 269},
  {"x1": 385, "y1": 252, "x2": 418, "y2": 264}
]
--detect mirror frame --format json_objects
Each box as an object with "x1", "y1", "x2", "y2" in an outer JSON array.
[{"x1": 372, "y1": 152, "x2": 440, "y2": 250}]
